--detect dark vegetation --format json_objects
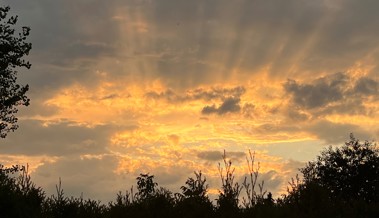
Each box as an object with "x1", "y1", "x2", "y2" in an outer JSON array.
[
  {"x1": 1, "y1": 5, "x2": 378, "y2": 218},
  {"x1": 0, "y1": 135, "x2": 378, "y2": 218},
  {"x1": 0, "y1": 5, "x2": 31, "y2": 138}
]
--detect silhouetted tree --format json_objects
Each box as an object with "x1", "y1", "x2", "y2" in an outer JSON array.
[
  {"x1": 216, "y1": 150, "x2": 242, "y2": 217},
  {"x1": 110, "y1": 173, "x2": 175, "y2": 218},
  {"x1": 279, "y1": 134, "x2": 379, "y2": 218},
  {"x1": 176, "y1": 171, "x2": 214, "y2": 218},
  {"x1": 43, "y1": 178, "x2": 106, "y2": 218},
  {"x1": 181, "y1": 171, "x2": 209, "y2": 200},
  {"x1": 136, "y1": 173, "x2": 158, "y2": 201},
  {"x1": 242, "y1": 149, "x2": 266, "y2": 208},
  {"x1": 301, "y1": 133, "x2": 379, "y2": 203},
  {"x1": 0, "y1": 164, "x2": 44, "y2": 218},
  {"x1": 0, "y1": 6, "x2": 31, "y2": 138},
  {"x1": 279, "y1": 175, "x2": 334, "y2": 218}
]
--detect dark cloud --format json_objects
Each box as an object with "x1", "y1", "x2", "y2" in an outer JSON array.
[
  {"x1": 306, "y1": 120, "x2": 374, "y2": 144},
  {"x1": 32, "y1": 154, "x2": 125, "y2": 202},
  {"x1": 353, "y1": 77, "x2": 379, "y2": 96},
  {"x1": 5, "y1": 0, "x2": 379, "y2": 92},
  {"x1": 3, "y1": 0, "x2": 123, "y2": 97},
  {"x1": 285, "y1": 73, "x2": 379, "y2": 117},
  {"x1": 146, "y1": 86, "x2": 245, "y2": 103},
  {"x1": 146, "y1": 0, "x2": 379, "y2": 83},
  {"x1": 286, "y1": 109, "x2": 310, "y2": 122},
  {"x1": 253, "y1": 170, "x2": 282, "y2": 194},
  {"x1": 202, "y1": 97, "x2": 241, "y2": 115},
  {"x1": 197, "y1": 150, "x2": 245, "y2": 162},
  {"x1": 0, "y1": 120, "x2": 137, "y2": 156},
  {"x1": 314, "y1": 98, "x2": 370, "y2": 117},
  {"x1": 284, "y1": 72, "x2": 347, "y2": 109}
]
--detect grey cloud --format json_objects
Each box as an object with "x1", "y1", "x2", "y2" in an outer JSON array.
[
  {"x1": 238, "y1": 170, "x2": 284, "y2": 199},
  {"x1": 146, "y1": 86, "x2": 245, "y2": 103},
  {"x1": 100, "y1": 94, "x2": 119, "y2": 100},
  {"x1": 284, "y1": 72, "x2": 347, "y2": 109},
  {"x1": 0, "y1": 120, "x2": 137, "y2": 156},
  {"x1": 32, "y1": 154, "x2": 126, "y2": 203},
  {"x1": 202, "y1": 97, "x2": 241, "y2": 115},
  {"x1": 6, "y1": 0, "x2": 379, "y2": 98},
  {"x1": 148, "y1": 0, "x2": 379, "y2": 83},
  {"x1": 197, "y1": 150, "x2": 245, "y2": 162},
  {"x1": 306, "y1": 120, "x2": 374, "y2": 144},
  {"x1": 153, "y1": 165, "x2": 194, "y2": 189},
  {"x1": 197, "y1": 151, "x2": 223, "y2": 161},
  {"x1": 287, "y1": 109, "x2": 310, "y2": 122},
  {"x1": 354, "y1": 77, "x2": 379, "y2": 95},
  {"x1": 5, "y1": 0, "x2": 379, "y2": 92},
  {"x1": 314, "y1": 98, "x2": 370, "y2": 117},
  {"x1": 3, "y1": 0, "x2": 123, "y2": 96},
  {"x1": 255, "y1": 170, "x2": 282, "y2": 194},
  {"x1": 285, "y1": 73, "x2": 379, "y2": 118}
]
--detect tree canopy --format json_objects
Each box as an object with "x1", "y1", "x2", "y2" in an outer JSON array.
[
  {"x1": 0, "y1": 6, "x2": 31, "y2": 138},
  {"x1": 300, "y1": 133, "x2": 379, "y2": 203},
  {"x1": 1, "y1": 142, "x2": 379, "y2": 218}
]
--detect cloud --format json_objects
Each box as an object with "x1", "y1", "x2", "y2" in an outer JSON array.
[
  {"x1": 0, "y1": 120, "x2": 127, "y2": 156},
  {"x1": 3, "y1": 0, "x2": 379, "y2": 203},
  {"x1": 202, "y1": 97, "x2": 241, "y2": 115},
  {"x1": 284, "y1": 72, "x2": 347, "y2": 109},
  {"x1": 306, "y1": 120, "x2": 374, "y2": 144},
  {"x1": 197, "y1": 150, "x2": 245, "y2": 162},
  {"x1": 32, "y1": 154, "x2": 125, "y2": 202},
  {"x1": 353, "y1": 77, "x2": 379, "y2": 96},
  {"x1": 254, "y1": 170, "x2": 282, "y2": 195},
  {"x1": 146, "y1": 86, "x2": 247, "y2": 116},
  {"x1": 284, "y1": 73, "x2": 379, "y2": 118},
  {"x1": 145, "y1": 86, "x2": 246, "y2": 103}
]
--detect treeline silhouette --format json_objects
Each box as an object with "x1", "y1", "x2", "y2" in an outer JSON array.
[{"x1": 0, "y1": 134, "x2": 378, "y2": 218}]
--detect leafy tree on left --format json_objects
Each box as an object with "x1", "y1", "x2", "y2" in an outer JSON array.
[{"x1": 0, "y1": 5, "x2": 31, "y2": 138}]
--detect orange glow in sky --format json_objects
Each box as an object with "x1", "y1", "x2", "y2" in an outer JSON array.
[{"x1": 1, "y1": 0, "x2": 379, "y2": 202}]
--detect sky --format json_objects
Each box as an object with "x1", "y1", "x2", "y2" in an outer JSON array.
[{"x1": 1, "y1": 0, "x2": 379, "y2": 203}]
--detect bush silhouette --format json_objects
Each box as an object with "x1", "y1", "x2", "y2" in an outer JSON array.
[
  {"x1": 216, "y1": 151, "x2": 242, "y2": 217},
  {"x1": 1, "y1": 140, "x2": 378, "y2": 218},
  {"x1": 175, "y1": 171, "x2": 214, "y2": 218},
  {"x1": 0, "y1": 165, "x2": 44, "y2": 218}
]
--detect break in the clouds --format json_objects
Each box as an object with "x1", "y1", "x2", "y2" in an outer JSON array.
[{"x1": 1, "y1": 0, "x2": 379, "y2": 202}]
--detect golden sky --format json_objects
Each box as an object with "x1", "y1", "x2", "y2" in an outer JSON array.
[{"x1": 1, "y1": 0, "x2": 379, "y2": 202}]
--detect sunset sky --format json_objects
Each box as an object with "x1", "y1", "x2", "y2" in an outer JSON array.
[{"x1": 1, "y1": 0, "x2": 379, "y2": 202}]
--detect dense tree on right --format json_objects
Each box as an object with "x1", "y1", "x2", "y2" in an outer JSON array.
[{"x1": 300, "y1": 133, "x2": 379, "y2": 203}]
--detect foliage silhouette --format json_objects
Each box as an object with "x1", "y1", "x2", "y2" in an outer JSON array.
[
  {"x1": 0, "y1": 6, "x2": 31, "y2": 138},
  {"x1": 175, "y1": 171, "x2": 214, "y2": 218},
  {"x1": 301, "y1": 133, "x2": 379, "y2": 203},
  {"x1": 216, "y1": 150, "x2": 242, "y2": 217},
  {"x1": 1, "y1": 138, "x2": 379, "y2": 218},
  {"x1": 136, "y1": 173, "x2": 158, "y2": 201},
  {"x1": 0, "y1": 164, "x2": 44, "y2": 218},
  {"x1": 242, "y1": 149, "x2": 266, "y2": 208},
  {"x1": 280, "y1": 134, "x2": 379, "y2": 218},
  {"x1": 43, "y1": 178, "x2": 106, "y2": 218}
]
